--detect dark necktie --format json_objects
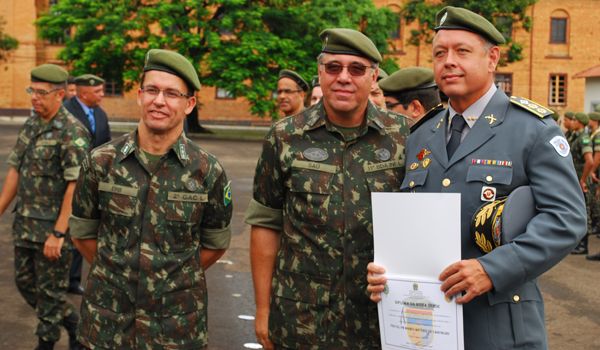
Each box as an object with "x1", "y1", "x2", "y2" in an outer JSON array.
[
  {"x1": 446, "y1": 114, "x2": 466, "y2": 159},
  {"x1": 87, "y1": 109, "x2": 96, "y2": 134}
]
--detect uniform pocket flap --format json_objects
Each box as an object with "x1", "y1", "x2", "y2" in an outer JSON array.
[
  {"x1": 273, "y1": 270, "x2": 330, "y2": 306},
  {"x1": 487, "y1": 282, "x2": 542, "y2": 305},
  {"x1": 289, "y1": 169, "x2": 334, "y2": 195},
  {"x1": 161, "y1": 288, "x2": 205, "y2": 317},
  {"x1": 400, "y1": 169, "x2": 428, "y2": 190},
  {"x1": 466, "y1": 166, "x2": 513, "y2": 185},
  {"x1": 85, "y1": 278, "x2": 132, "y2": 313}
]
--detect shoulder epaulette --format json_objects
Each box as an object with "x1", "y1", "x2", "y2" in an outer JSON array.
[{"x1": 509, "y1": 96, "x2": 553, "y2": 119}]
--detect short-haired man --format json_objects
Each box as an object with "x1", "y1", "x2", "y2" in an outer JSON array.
[
  {"x1": 379, "y1": 66, "x2": 443, "y2": 129},
  {"x1": 308, "y1": 75, "x2": 323, "y2": 106},
  {"x1": 368, "y1": 7, "x2": 586, "y2": 350},
  {"x1": 246, "y1": 28, "x2": 409, "y2": 349},
  {"x1": 70, "y1": 49, "x2": 233, "y2": 349},
  {"x1": 0, "y1": 64, "x2": 90, "y2": 350},
  {"x1": 65, "y1": 76, "x2": 77, "y2": 100},
  {"x1": 570, "y1": 112, "x2": 592, "y2": 255},
  {"x1": 369, "y1": 69, "x2": 388, "y2": 109},
  {"x1": 277, "y1": 69, "x2": 309, "y2": 117}
]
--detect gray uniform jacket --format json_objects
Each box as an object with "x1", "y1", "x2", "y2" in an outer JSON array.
[{"x1": 400, "y1": 89, "x2": 586, "y2": 349}]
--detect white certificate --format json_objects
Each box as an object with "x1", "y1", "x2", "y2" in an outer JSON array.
[{"x1": 372, "y1": 192, "x2": 464, "y2": 350}]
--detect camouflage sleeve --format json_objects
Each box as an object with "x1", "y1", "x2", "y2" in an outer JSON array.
[
  {"x1": 581, "y1": 135, "x2": 592, "y2": 154},
  {"x1": 6, "y1": 124, "x2": 30, "y2": 168},
  {"x1": 244, "y1": 127, "x2": 284, "y2": 230},
  {"x1": 61, "y1": 124, "x2": 91, "y2": 181},
  {"x1": 593, "y1": 135, "x2": 600, "y2": 152},
  {"x1": 69, "y1": 154, "x2": 100, "y2": 240},
  {"x1": 200, "y1": 164, "x2": 233, "y2": 250}
]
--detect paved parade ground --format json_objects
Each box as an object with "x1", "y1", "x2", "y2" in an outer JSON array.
[{"x1": 0, "y1": 123, "x2": 598, "y2": 349}]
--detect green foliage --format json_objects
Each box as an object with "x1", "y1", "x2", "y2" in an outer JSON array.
[
  {"x1": 37, "y1": 0, "x2": 398, "y2": 118},
  {"x1": 0, "y1": 17, "x2": 19, "y2": 62},
  {"x1": 401, "y1": 0, "x2": 537, "y2": 65}
]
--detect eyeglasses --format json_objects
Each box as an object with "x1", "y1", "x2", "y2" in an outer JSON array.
[
  {"x1": 141, "y1": 86, "x2": 191, "y2": 100},
  {"x1": 320, "y1": 62, "x2": 374, "y2": 77},
  {"x1": 385, "y1": 101, "x2": 404, "y2": 109},
  {"x1": 25, "y1": 87, "x2": 61, "y2": 96},
  {"x1": 276, "y1": 89, "x2": 302, "y2": 95}
]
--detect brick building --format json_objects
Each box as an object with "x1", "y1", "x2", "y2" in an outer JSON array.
[{"x1": 1, "y1": 0, "x2": 599, "y2": 123}]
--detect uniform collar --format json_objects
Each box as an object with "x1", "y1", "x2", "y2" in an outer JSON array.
[
  {"x1": 116, "y1": 130, "x2": 191, "y2": 166},
  {"x1": 448, "y1": 84, "x2": 497, "y2": 130},
  {"x1": 305, "y1": 100, "x2": 385, "y2": 134}
]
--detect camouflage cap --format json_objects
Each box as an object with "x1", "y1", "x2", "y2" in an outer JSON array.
[
  {"x1": 564, "y1": 111, "x2": 575, "y2": 120},
  {"x1": 31, "y1": 64, "x2": 69, "y2": 84},
  {"x1": 143, "y1": 49, "x2": 201, "y2": 91},
  {"x1": 588, "y1": 112, "x2": 600, "y2": 121},
  {"x1": 435, "y1": 6, "x2": 506, "y2": 45},
  {"x1": 379, "y1": 67, "x2": 436, "y2": 95},
  {"x1": 320, "y1": 28, "x2": 382, "y2": 63},
  {"x1": 278, "y1": 69, "x2": 309, "y2": 92},
  {"x1": 377, "y1": 68, "x2": 388, "y2": 81},
  {"x1": 575, "y1": 112, "x2": 589, "y2": 125},
  {"x1": 74, "y1": 74, "x2": 105, "y2": 86}
]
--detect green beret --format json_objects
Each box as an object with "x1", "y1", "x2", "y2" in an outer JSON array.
[
  {"x1": 596, "y1": 105, "x2": 600, "y2": 113},
  {"x1": 278, "y1": 69, "x2": 309, "y2": 92},
  {"x1": 435, "y1": 6, "x2": 506, "y2": 45},
  {"x1": 320, "y1": 28, "x2": 382, "y2": 63},
  {"x1": 379, "y1": 67, "x2": 436, "y2": 95},
  {"x1": 575, "y1": 112, "x2": 589, "y2": 125},
  {"x1": 31, "y1": 64, "x2": 68, "y2": 84},
  {"x1": 74, "y1": 74, "x2": 105, "y2": 86},
  {"x1": 311, "y1": 75, "x2": 320, "y2": 88},
  {"x1": 588, "y1": 112, "x2": 600, "y2": 121},
  {"x1": 377, "y1": 68, "x2": 388, "y2": 81},
  {"x1": 550, "y1": 109, "x2": 560, "y2": 121},
  {"x1": 564, "y1": 111, "x2": 575, "y2": 120},
  {"x1": 143, "y1": 49, "x2": 201, "y2": 91}
]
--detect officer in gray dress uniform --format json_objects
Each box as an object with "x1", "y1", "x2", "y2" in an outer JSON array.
[{"x1": 367, "y1": 6, "x2": 586, "y2": 350}]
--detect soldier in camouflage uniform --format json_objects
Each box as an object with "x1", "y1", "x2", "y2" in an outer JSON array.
[
  {"x1": 245, "y1": 29, "x2": 409, "y2": 349},
  {"x1": 69, "y1": 49, "x2": 233, "y2": 349},
  {"x1": 570, "y1": 112, "x2": 592, "y2": 254},
  {"x1": 586, "y1": 112, "x2": 600, "y2": 260},
  {"x1": 0, "y1": 64, "x2": 90, "y2": 350}
]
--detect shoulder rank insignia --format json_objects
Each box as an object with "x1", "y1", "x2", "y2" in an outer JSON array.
[{"x1": 510, "y1": 96, "x2": 553, "y2": 119}]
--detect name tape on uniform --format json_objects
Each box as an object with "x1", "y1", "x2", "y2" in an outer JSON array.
[
  {"x1": 291, "y1": 159, "x2": 338, "y2": 173},
  {"x1": 167, "y1": 192, "x2": 208, "y2": 203},
  {"x1": 98, "y1": 182, "x2": 138, "y2": 197}
]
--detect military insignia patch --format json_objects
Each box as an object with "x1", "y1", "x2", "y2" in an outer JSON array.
[
  {"x1": 549, "y1": 135, "x2": 570, "y2": 157},
  {"x1": 417, "y1": 148, "x2": 431, "y2": 160},
  {"x1": 223, "y1": 181, "x2": 232, "y2": 207},
  {"x1": 303, "y1": 147, "x2": 328, "y2": 162},
  {"x1": 481, "y1": 186, "x2": 497, "y2": 202},
  {"x1": 185, "y1": 179, "x2": 198, "y2": 192},
  {"x1": 375, "y1": 148, "x2": 391, "y2": 161},
  {"x1": 74, "y1": 138, "x2": 86, "y2": 147},
  {"x1": 53, "y1": 120, "x2": 63, "y2": 128},
  {"x1": 121, "y1": 142, "x2": 133, "y2": 155},
  {"x1": 422, "y1": 158, "x2": 431, "y2": 168},
  {"x1": 179, "y1": 144, "x2": 188, "y2": 160}
]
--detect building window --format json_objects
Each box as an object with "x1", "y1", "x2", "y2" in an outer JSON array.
[
  {"x1": 548, "y1": 74, "x2": 567, "y2": 106},
  {"x1": 216, "y1": 87, "x2": 235, "y2": 99},
  {"x1": 104, "y1": 81, "x2": 123, "y2": 97},
  {"x1": 390, "y1": 14, "x2": 401, "y2": 40},
  {"x1": 550, "y1": 18, "x2": 567, "y2": 43},
  {"x1": 495, "y1": 73, "x2": 513, "y2": 96}
]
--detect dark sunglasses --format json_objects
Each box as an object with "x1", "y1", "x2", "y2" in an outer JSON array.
[{"x1": 320, "y1": 62, "x2": 373, "y2": 77}]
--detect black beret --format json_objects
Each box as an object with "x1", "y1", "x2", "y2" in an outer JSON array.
[
  {"x1": 278, "y1": 69, "x2": 309, "y2": 92},
  {"x1": 435, "y1": 6, "x2": 506, "y2": 45},
  {"x1": 320, "y1": 28, "x2": 382, "y2": 63},
  {"x1": 144, "y1": 49, "x2": 201, "y2": 91},
  {"x1": 31, "y1": 64, "x2": 68, "y2": 84}
]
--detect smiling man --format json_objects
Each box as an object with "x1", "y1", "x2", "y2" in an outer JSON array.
[
  {"x1": 246, "y1": 28, "x2": 409, "y2": 349},
  {"x1": 276, "y1": 69, "x2": 308, "y2": 117},
  {"x1": 69, "y1": 49, "x2": 233, "y2": 349},
  {"x1": 367, "y1": 6, "x2": 586, "y2": 350}
]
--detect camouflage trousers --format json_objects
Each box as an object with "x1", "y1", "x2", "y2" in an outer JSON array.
[
  {"x1": 589, "y1": 181, "x2": 600, "y2": 234},
  {"x1": 14, "y1": 243, "x2": 77, "y2": 342}
]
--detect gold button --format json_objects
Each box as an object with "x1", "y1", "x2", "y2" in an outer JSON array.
[
  {"x1": 442, "y1": 178, "x2": 451, "y2": 187},
  {"x1": 513, "y1": 295, "x2": 520, "y2": 303},
  {"x1": 409, "y1": 180, "x2": 415, "y2": 188},
  {"x1": 486, "y1": 175, "x2": 493, "y2": 182}
]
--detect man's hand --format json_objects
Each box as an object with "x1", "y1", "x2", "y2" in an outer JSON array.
[
  {"x1": 43, "y1": 235, "x2": 64, "y2": 260},
  {"x1": 439, "y1": 259, "x2": 493, "y2": 304},
  {"x1": 366, "y1": 262, "x2": 387, "y2": 303},
  {"x1": 580, "y1": 179, "x2": 588, "y2": 193},
  {"x1": 255, "y1": 307, "x2": 274, "y2": 350}
]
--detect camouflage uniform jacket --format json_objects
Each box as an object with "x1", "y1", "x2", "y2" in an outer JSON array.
[
  {"x1": 570, "y1": 130, "x2": 591, "y2": 178},
  {"x1": 69, "y1": 130, "x2": 233, "y2": 349},
  {"x1": 245, "y1": 101, "x2": 409, "y2": 349},
  {"x1": 7, "y1": 106, "x2": 90, "y2": 247}
]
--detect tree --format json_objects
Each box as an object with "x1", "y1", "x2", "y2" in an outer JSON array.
[
  {"x1": 401, "y1": 0, "x2": 536, "y2": 65},
  {"x1": 37, "y1": 0, "x2": 398, "y2": 118},
  {"x1": 0, "y1": 17, "x2": 18, "y2": 62}
]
